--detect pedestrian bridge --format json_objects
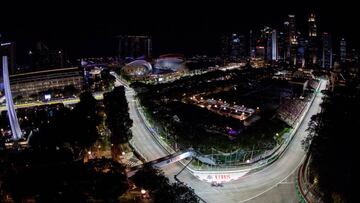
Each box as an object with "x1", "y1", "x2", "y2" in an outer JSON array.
[{"x1": 127, "y1": 149, "x2": 215, "y2": 177}]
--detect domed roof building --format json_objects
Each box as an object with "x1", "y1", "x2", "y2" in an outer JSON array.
[
  {"x1": 122, "y1": 60, "x2": 152, "y2": 77},
  {"x1": 154, "y1": 54, "x2": 187, "y2": 72}
]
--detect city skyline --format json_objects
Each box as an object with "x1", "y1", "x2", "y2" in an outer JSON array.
[
  {"x1": 1, "y1": 1, "x2": 359, "y2": 59},
  {"x1": 0, "y1": 2, "x2": 356, "y2": 202}
]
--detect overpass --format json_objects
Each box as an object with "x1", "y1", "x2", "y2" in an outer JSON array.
[
  {"x1": 126, "y1": 147, "x2": 218, "y2": 177},
  {"x1": 127, "y1": 149, "x2": 195, "y2": 177}
]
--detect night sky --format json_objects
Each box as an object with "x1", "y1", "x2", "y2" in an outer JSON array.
[{"x1": 1, "y1": 0, "x2": 359, "y2": 60}]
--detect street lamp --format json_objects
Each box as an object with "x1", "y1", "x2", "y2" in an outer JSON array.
[{"x1": 140, "y1": 189, "x2": 149, "y2": 199}]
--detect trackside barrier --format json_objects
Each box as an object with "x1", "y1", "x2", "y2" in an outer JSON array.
[{"x1": 295, "y1": 165, "x2": 308, "y2": 203}]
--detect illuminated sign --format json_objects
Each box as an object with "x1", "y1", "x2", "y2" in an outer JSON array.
[
  {"x1": 193, "y1": 170, "x2": 250, "y2": 183},
  {"x1": 214, "y1": 174, "x2": 231, "y2": 181},
  {"x1": 44, "y1": 94, "x2": 51, "y2": 100}
]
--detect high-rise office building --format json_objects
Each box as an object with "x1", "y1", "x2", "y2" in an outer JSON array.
[
  {"x1": 222, "y1": 33, "x2": 247, "y2": 61},
  {"x1": 249, "y1": 30, "x2": 256, "y2": 59},
  {"x1": 288, "y1": 15, "x2": 297, "y2": 40},
  {"x1": 255, "y1": 46, "x2": 265, "y2": 60},
  {"x1": 257, "y1": 26, "x2": 271, "y2": 61},
  {"x1": 271, "y1": 29, "x2": 278, "y2": 61},
  {"x1": 296, "y1": 34, "x2": 307, "y2": 68},
  {"x1": 230, "y1": 33, "x2": 247, "y2": 60},
  {"x1": 322, "y1": 32, "x2": 333, "y2": 69},
  {"x1": 265, "y1": 28, "x2": 278, "y2": 61},
  {"x1": 118, "y1": 35, "x2": 152, "y2": 59},
  {"x1": 283, "y1": 21, "x2": 290, "y2": 60},
  {"x1": 288, "y1": 15, "x2": 298, "y2": 66},
  {"x1": 308, "y1": 13, "x2": 317, "y2": 37},
  {"x1": 307, "y1": 13, "x2": 319, "y2": 67},
  {"x1": 277, "y1": 31, "x2": 287, "y2": 61},
  {"x1": 340, "y1": 38, "x2": 347, "y2": 63}
]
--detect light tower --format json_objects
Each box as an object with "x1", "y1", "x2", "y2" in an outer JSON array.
[{"x1": 2, "y1": 56, "x2": 22, "y2": 140}]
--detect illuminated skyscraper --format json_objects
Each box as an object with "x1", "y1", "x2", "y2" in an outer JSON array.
[
  {"x1": 222, "y1": 33, "x2": 247, "y2": 61},
  {"x1": 296, "y1": 34, "x2": 306, "y2": 68},
  {"x1": 257, "y1": 26, "x2": 271, "y2": 61},
  {"x1": 308, "y1": 13, "x2": 317, "y2": 37},
  {"x1": 230, "y1": 33, "x2": 247, "y2": 60},
  {"x1": 288, "y1": 15, "x2": 297, "y2": 66},
  {"x1": 322, "y1": 32, "x2": 333, "y2": 69},
  {"x1": 283, "y1": 21, "x2": 290, "y2": 60},
  {"x1": 271, "y1": 29, "x2": 278, "y2": 61},
  {"x1": 266, "y1": 28, "x2": 278, "y2": 61},
  {"x1": 340, "y1": 38, "x2": 347, "y2": 63},
  {"x1": 283, "y1": 15, "x2": 297, "y2": 66},
  {"x1": 307, "y1": 13, "x2": 319, "y2": 68},
  {"x1": 277, "y1": 31, "x2": 287, "y2": 61},
  {"x1": 249, "y1": 30, "x2": 256, "y2": 59},
  {"x1": 288, "y1": 15, "x2": 297, "y2": 40}
]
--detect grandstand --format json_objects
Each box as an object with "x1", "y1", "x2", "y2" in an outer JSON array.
[
  {"x1": 277, "y1": 98, "x2": 307, "y2": 126},
  {"x1": 307, "y1": 79, "x2": 320, "y2": 90},
  {"x1": 277, "y1": 79, "x2": 319, "y2": 126}
]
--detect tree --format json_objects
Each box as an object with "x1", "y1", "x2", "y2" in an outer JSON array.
[
  {"x1": 29, "y1": 104, "x2": 71, "y2": 151},
  {"x1": 303, "y1": 86, "x2": 357, "y2": 203},
  {"x1": 171, "y1": 182, "x2": 199, "y2": 203},
  {"x1": 85, "y1": 158, "x2": 129, "y2": 201},
  {"x1": 13, "y1": 95, "x2": 23, "y2": 103},
  {"x1": 131, "y1": 166, "x2": 199, "y2": 203},
  {"x1": 28, "y1": 92, "x2": 101, "y2": 159},
  {"x1": 63, "y1": 84, "x2": 78, "y2": 97},
  {"x1": 100, "y1": 69, "x2": 115, "y2": 90},
  {"x1": 131, "y1": 165, "x2": 169, "y2": 191},
  {"x1": 66, "y1": 91, "x2": 101, "y2": 158},
  {"x1": 103, "y1": 86, "x2": 133, "y2": 158},
  {"x1": 1, "y1": 155, "x2": 129, "y2": 202}
]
